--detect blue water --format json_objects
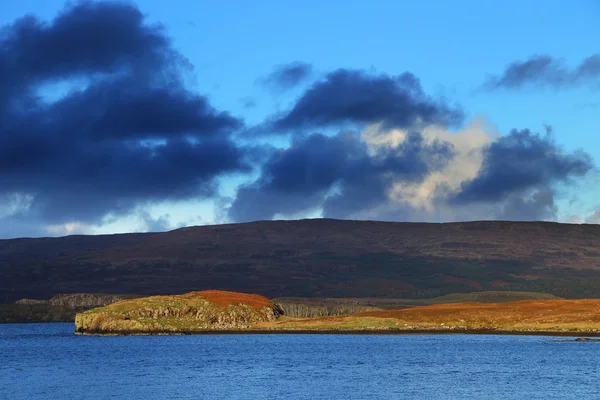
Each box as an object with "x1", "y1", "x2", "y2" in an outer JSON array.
[{"x1": 1, "y1": 324, "x2": 599, "y2": 399}]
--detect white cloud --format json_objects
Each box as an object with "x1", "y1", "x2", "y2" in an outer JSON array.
[
  {"x1": 46, "y1": 222, "x2": 92, "y2": 236},
  {"x1": 585, "y1": 209, "x2": 600, "y2": 224},
  {"x1": 363, "y1": 116, "x2": 498, "y2": 214}
]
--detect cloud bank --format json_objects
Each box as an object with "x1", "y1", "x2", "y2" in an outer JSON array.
[{"x1": 0, "y1": 2, "x2": 250, "y2": 236}]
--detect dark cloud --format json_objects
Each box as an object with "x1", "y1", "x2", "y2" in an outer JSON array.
[
  {"x1": 228, "y1": 131, "x2": 454, "y2": 222},
  {"x1": 485, "y1": 54, "x2": 600, "y2": 89},
  {"x1": 494, "y1": 187, "x2": 558, "y2": 221},
  {"x1": 453, "y1": 129, "x2": 593, "y2": 204},
  {"x1": 229, "y1": 125, "x2": 594, "y2": 224},
  {"x1": 272, "y1": 69, "x2": 463, "y2": 132},
  {"x1": 260, "y1": 61, "x2": 313, "y2": 91},
  {"x1": 0, "y1": 2, "x2": 249, "y2": 228}
]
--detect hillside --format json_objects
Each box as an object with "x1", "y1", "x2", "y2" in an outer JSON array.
[
  {"x1": 265, "y1": 299, "x2": 600, "y2": 335},
  {"x1": 2, "y1": 219, "x2": 600, "y2": 303}
]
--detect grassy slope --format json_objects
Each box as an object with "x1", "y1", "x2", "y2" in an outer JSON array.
[{"x1": 259, "y1": 299, "x2": 600, "y2": 334}]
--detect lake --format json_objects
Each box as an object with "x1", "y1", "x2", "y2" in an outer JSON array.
[{"x1": 1, "y1": 323, "x2": 598, "y2": 399}]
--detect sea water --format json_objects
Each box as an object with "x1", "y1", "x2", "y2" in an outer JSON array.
[{"x1": 1, "y1": 323, "x2": 599, "y2": 399}]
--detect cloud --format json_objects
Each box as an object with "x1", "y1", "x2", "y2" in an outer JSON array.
[
  {"x1": 368, "y1": 118, "x2": 495, "y2": 214},
  {"x1": 139, "y1": 211, "x2": 172, "y2": 232},
  {"x1": 271, "y1": 69, "x2": 463, "y2": 132},
  {"x1": 229, "y1": 120, "x2": 594, "y2": 224},
  {"x1": 0, "y1": 2, "x2": 250, "y2": 231},
  {"x1": 452, "y1": 128, "x2": 593, "y2": 203},
  {"x1": 585, "y1": 209, "x2": 600, "y2": 224},
  {"x1": 228, "y1": 129, "x2": 454, "y2": 222},
  {"x1": 485, "y1": 54, "x2": 600, "y2": 89},
  {"x1": 260, "y1": 61, "x2": 312, "y2": 91}
]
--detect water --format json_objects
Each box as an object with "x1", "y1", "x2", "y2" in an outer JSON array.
[{"x1": 1, "y1": 323, "x2": 599, "y2": 399}]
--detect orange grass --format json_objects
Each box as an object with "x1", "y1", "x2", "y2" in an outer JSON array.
[
  {"x1": 355, "y1": 299, "x2": 600, "y2": 327},
  {"x1": 261, "y1": 299, "x2": 600, "y2": 333},
  {"x1": 181, "y1": 290, "x2": 273, "y2": 309}
]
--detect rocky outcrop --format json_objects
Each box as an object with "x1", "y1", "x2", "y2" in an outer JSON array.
[{"x1": 75, "y1": 290, "x2": 283, "y2": 335}]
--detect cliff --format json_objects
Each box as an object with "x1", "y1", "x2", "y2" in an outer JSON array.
[{"x1": 75, "y1": 290, "x2": 283, "y2": 335}]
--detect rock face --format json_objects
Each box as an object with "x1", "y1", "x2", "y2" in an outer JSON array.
[{"x1": 75, "y1": 290, "x2": 283, "y2": 335}]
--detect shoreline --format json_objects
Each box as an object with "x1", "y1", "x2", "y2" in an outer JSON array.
[{"x1": 74, "y1": 328, "x2": 600, "y2": 337}]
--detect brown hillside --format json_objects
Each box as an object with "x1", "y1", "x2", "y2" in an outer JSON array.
[
  {"x1": 2, "y1": 219, "x2": 600, "y2": 302},
  {"x1": 267, "y1": 299, "x2": 600, "y2": 334}
]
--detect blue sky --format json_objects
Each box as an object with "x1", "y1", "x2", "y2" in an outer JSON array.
[{"x1": 0, "y1": 0, "x2": 598, "y2": 238}]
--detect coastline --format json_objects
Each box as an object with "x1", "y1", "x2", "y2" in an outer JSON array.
[
  {"x1": 73, "y1": 328, "x2": 600, "y2": 337},
  {"x1": 72, "y1": 291, "x2": 600, "y2": 338}
]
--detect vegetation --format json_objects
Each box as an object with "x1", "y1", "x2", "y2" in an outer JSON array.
[
  {"x1": 261, "y1": 300, "x2": 600, "y2": 334},
  {"x1": 75, "y1": 290, "x2": 600, "y2": 336},
  {"x1": 275, "y1": 301, "x2": 380, "y2": 318},
  {"x1": 276, "y1": 291, "x2": 562, "y2": 313}
]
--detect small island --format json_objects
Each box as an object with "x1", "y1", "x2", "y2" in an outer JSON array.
[{"x1": 75, "y1": 290, "x2": 600, "y2": 336}]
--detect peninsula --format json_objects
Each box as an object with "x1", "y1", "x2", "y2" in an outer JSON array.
[{"x1": 75, "y1": 290, "x2": 600, "y2": 336}]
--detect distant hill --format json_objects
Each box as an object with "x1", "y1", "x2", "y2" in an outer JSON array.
[{"x1": 2, "y1": 219, "x2": 600, "y2": 303}]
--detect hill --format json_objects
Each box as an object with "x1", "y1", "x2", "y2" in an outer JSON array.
[
  {"x1": 2, "y1": 219, "x2": 600, "y2": 303},
  {"x1": 75, "y1": 290, "x2": 282, "y2": 334}
]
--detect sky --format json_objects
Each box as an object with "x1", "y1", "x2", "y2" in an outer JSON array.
[{"x1": 0, "y1": 0, "x2": 599, "y2": 238}]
